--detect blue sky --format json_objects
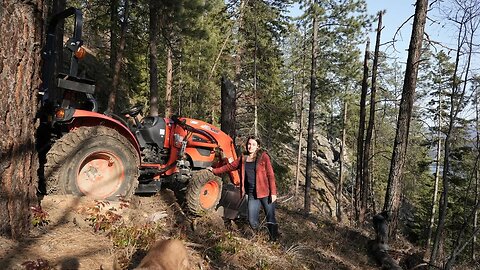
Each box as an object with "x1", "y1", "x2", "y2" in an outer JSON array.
[
  {"x1": 366, "y1": 1, "x2": 478, "y2": 121},
  {"x1": 289, "y1": 1, "x2": 457, "y2": 63},
  {"x1": 366, "y1": 1, "x2": 459, "y2": 62},
  {"x1": 366, "y1": 1, "x2": 416, "y2": 61},
  {"x1": 287, "y1": 1, "x2": 417, "y2": 61}
]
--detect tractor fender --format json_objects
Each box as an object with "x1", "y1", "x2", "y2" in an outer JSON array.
[{"x1": 69, "y1": 109, "x2": 141, "y2": 159}]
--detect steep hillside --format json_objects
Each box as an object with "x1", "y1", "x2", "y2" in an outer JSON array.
[
  {"x1": 0, "y1": 132, "x2": 431, "y2": 270},
  {"x1": 274, "y1": 130, "x2": 350, "y2": 218},
  {"x1": 0, "y1": 124, "x2": 429, "y2": 270},
  {"x1": 0, "y1": 190, "x2": 397, "y2": 270}
]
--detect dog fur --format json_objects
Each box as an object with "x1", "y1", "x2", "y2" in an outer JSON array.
[{"x1": 133, "y1": 239, "x2": 189, "y2": 270}]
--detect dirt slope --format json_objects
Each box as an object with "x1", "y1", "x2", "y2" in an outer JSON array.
[{"x1": 0, "y1": 190, "x2": 384, "y2": 270}]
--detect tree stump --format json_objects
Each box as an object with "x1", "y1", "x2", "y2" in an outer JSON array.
[{"x1": 370, "y1": 211, "x2": 402, "y2": 270}]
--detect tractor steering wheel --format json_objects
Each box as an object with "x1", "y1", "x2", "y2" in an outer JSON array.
[{"x1": 121, "y1": 105, "x2": 143, "y2": 117}]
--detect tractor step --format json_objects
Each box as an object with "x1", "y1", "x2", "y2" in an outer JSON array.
[{"x1": 135, "y1": 181, "x2": 162, "y2": 194}]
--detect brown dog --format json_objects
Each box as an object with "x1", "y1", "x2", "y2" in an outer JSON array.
[{"x1": 134, "y1": 239, "x2": 189, "y2": 270}]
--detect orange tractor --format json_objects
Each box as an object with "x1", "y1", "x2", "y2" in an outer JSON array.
[{"x1": 39, "y1": 8, "x2": 243, "y2": 216}]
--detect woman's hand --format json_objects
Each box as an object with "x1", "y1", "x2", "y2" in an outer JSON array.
[{"x1": 270, "y1": 194, "x2": 277, "y2": 203}]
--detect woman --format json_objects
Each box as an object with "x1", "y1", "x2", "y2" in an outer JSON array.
[{"x1": 207, "y1": 135, "x2": 279, "y2": 241}]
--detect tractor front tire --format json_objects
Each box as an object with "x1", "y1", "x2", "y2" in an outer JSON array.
[
  {"x1": 44, "y1": 126, "x2": 139, "y2": 200},
  {"x1": 186, "y1": 170, "x2": 223, "y2": 216}
]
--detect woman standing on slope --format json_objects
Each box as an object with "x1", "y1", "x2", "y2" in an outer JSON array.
[{"x1": 207, "y1": 135, "x2": 280, "y2": 241}]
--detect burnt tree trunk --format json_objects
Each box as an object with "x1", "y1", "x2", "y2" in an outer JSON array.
[
  {"x1": 370, "y1": 212, "x2": 402, "y2": 269},
  {"x1": 0, "y1": 0, "x2": 43, "y2": 239},
  {"x1": 364, "y1": 12, "x2": 383, "y2": 217},
  {"x1": 383, "y1": 0, "x2": 428, "y2": 236},
  {"x1": 220, "y1": 75, "x2": 237, "y2": 141},
  {"x1": 355, "y1": 40, "x2": 369, "y2": 223}
]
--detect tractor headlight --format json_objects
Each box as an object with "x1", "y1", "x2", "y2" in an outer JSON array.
[
  {"x1": 55, "y1": 108, "x2": 65, "y2": 119},
  {"x1": 75, "y1": 47, "x2": 87, "y2": 59},
  {"x1": 54, "y1": 108, "x2": 75, "y2": 121}
]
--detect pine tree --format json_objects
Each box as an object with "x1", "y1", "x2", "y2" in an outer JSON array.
[
  {"x1": 0, "y1": 0, "x2": 43, "y2": 239},
  {"x1": 383, "y1": 0, "x2": 428, "y2": 238}
]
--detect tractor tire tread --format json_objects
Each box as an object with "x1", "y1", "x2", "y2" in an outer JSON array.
[
  {"x1": 44, "y1": 126, "x2": 139, "y2": 199},
  {"x1": 186, "y1": 170, "x2": 222, "y2": 216}
]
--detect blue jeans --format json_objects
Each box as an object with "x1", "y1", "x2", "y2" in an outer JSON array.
[{"x1": 247, "y1": 194, "x2": 277, "y2": 229}]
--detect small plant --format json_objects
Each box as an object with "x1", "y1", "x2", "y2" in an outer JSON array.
[
  {"x1": 30, "y1": 206, "x2": 50, "y2": 227},
  {"x1": 256, "y1": 258, "x2": 270, "y2": 270},
  {"x1": 118, "y1": 197, "x2": 130, "y2": 209},
  {"x1": 109, "y1": 222, "x2": 163, "y2": 270},
  {"x1": 81, "y1": 200, "x2": 124, "y2": 232},
  {"x1": 211, "y1": 244, "x2": 224, "y2": 258},
  {"x1": 108, "y1": 222, "x2": 160, "y2": 249},
  {"x1": 217, "y1": 237, "x2": 239, "y2": 254},
  {"x1": 21, "y1": 258, "x2": 54, "y2": 270},
  {"x1": 78, "y1": 198, "x2": 167, "y2": 269}
]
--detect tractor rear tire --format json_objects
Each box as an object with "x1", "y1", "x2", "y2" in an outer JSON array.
[
  {"x1": 44, "y1": 126, "x2": 139, "y2": 200},
  {"x1": 186, "y1": 170, "x2": 223, "y2": 216}
]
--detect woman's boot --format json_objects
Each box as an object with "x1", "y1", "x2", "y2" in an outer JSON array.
[{"x1": 267, "y1": 223, "x2": 279, "y2": 242}]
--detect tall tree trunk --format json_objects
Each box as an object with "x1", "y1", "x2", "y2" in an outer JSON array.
[
  {"x1": 253, "y1": 14, "x2": 258, "y2": 136},
  {"x1": 431, "y1": 6, "x2": 473, "y2": 264},
  {"x1": 474, "y1": 201, "x2": 478, "y2": 261},
  {"x1": 148, "y1": 0, "x2": 159, "y2": 116},
  {"x1": 355, "y1": 40, "x2": 369, "y2": 223},
  {"x1": 109, "y1": 0, "x2": 119, "y2": 71},
  {"x1": 442, "y1": 15, "x2": 477, "y2": 269},
  {"x1": 424, "y1": 91, "x2": 443, "y2": 261},
  {"x1": 209, "y1": 30, "x2": 231, "y2": 82},
  {"x1": 295, "y1": 82, "x2": 306, "y2": 197},
  {"x1": 107, "y1": 0, "x2": 129, "y2": 113},
  {"x1": 383, "y1": 0, "x2": 428, "y2": 236},
  {"x1": 364, "y1": 12, "x2": 382, "y2": 217},
  {"x1": 425, "y1": 137, "x2": 442, "y2": 258},
  {"x1": 295, "y1": 32, "x2": 308, "y2": 197},
  {"x1": 337, "y1": 99, "x2": 347, "y2": 222},
  {"x1": 234, "y1": 0, "x2": 245, "y2": 95},
  {"x1": 0, "y1": 0, "x2": 43, "y2": 239},
  {"x1": 165, "y1": 46, "x2": 173, "y2": 117},
  {"x1": 370, "y1": 129, "x2": 377, "y2": 213},
  {"x1": 474, "y1": 160, "x2": 479, "y2": 262},
  {"x1": 473, "y1": 90, "x2": 480, "y2": 261},
  {"x1": 304, "y1": 10, "x2": 318, "y2": 215},
  {"x1": 295, "y1": 104, "x2": 304, "y2": 196}
]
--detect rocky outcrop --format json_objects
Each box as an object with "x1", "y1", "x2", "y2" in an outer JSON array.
[{"x1": 277, "y1": 125, "x2": 352, "y2": 218}]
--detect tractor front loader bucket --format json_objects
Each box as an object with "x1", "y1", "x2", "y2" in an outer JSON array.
[{"x1": 217, "y1": 183, "x2": 247, "y2": 219}]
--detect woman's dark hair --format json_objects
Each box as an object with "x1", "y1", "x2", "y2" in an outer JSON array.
[{"x1": 245, "y1": 135, "x2": 261, "y2": 154}]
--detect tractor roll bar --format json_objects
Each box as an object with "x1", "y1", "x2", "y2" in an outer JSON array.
[{"x1": 41, "y1": 7, "x2": 83, "y2": 103}]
